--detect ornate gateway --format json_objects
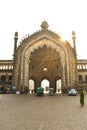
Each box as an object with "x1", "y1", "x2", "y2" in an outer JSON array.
[{"x1": 12, "y1": 21, "x2": 77, "y2": 93}]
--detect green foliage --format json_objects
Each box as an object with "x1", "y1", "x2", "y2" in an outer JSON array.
[{"x1": 80, "y1": 90, "x2": 84, "y2": 106}]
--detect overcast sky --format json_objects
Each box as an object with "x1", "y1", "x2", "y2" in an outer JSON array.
[{"x1": 0, "y1": 0, "x2": 87, "y2": 60}]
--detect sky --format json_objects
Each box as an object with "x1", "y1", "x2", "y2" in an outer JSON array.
[{"x1": 0, "y1": 0, "x2": 87, "y2": 60}]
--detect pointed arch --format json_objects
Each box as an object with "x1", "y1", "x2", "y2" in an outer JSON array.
[
  {"x1": 41, "y1": 79, "x2": 50, "y2": 93},
  {"x1": 56, "y1": 79, "x2": 62, "y2": 93},
  {"x1": 29, "y1": 79, "x2": 35, "y2": 93},
  {"x1": 13, "y1": 29, "x2": 77, "y2": 92}
]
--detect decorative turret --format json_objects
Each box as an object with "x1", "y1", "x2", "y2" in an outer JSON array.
[
  {"x1": 72, "y1": 31, "x2": 76, "y2": 55},
  {"x1": 14, "y1": 32, "x2": 18, "y2": 54},
  {"x1": 41, "y1": 21, "x2": 49, "y2": 30}
]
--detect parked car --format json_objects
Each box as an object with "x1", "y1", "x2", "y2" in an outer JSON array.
[{"x1": 68, "y1": 88, "x2": 77, "y2": 96}]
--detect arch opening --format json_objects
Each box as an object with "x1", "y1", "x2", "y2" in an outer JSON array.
[
  {"x1": 41, "y1": 79, "x2": 50, "y2": 94},
  {"x1": 29, "y1": 79, "x2": 35, "y2": 93},
  {"x1": 56, "y1": 79, "x2": 62, "y2": 94}
]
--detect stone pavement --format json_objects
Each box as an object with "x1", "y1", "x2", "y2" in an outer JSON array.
[{"x1": 0, "y1": 94, "x2": 87, "y2": 130}]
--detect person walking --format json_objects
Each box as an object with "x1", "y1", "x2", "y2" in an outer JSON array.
[{"x1": 80, "y1": 90, "x2": 84, "y2": 106}]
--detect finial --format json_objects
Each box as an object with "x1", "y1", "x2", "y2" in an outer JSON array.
[
  {"x1": 14, "y1": 32, "x2": 18, "y2": 54},
  {"x1": 41, "y1": 21, "x2": 49, "y2": 30},
  {"x1": 72, "y1": 31, "x2": 76, "y2": 55},
  {"x1": 72, "y1": 31, "x2": 76, "y2": 38},
  {"x1": 14, "y1": 32, "x2": 18, "y2": 39}
]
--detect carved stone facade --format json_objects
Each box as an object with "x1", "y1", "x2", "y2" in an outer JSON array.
[
  {"x1": 0, "y1": 21, "x2": 87, "y2": 92},
  {"x1": 12, "y1": 21, "x2": 77, "y2": 92}
]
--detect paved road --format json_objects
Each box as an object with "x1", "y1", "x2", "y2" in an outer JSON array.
[{"x1": 0, "y1": 94, "x2": 87, "y2": 130}]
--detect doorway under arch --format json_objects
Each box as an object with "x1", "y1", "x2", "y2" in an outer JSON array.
[
  {"x1": 56, "y1": 79, "x2": 62, "y2": 94},
  {"x1": 29, "y1": 79, "x2": 35, "y2": 93},
  {"x1": 41, "y1": 79, "x2": 50, "y2": 94}
]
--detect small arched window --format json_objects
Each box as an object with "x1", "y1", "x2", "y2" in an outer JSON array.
[
  {"x1": 78, "y1": 75, "x2": 82, "y2": 81},
  {"x1": 9, "y1": 75, "x2": 12, "y2": 81},
  {"x1": 1, "y1": 75, "x2": 6, "y2": 83},
  {"x1": 85, "y1": 75, "x2": 87, "y2": 82}
]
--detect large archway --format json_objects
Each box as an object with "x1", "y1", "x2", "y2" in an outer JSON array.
[
  {"x1": 13, "y1": 22, "x2": 77, "y2": 92},
  {"x1": 29, "y1": 45, "x2": 62, "y2": 92}
]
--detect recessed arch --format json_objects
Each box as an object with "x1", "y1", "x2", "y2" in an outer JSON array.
[
  {"x1": 9, "y1": 75, "x2": 12, "y2": 80},
  {"x1": 85, "y1": 75, "x2": 87, "y2": 82},
  {"x1": 23, "y1": 38, "x2": 67, "y2": 88},
  {"x1": 1, "y1": 75, "x2": 6, "y2": 84}
]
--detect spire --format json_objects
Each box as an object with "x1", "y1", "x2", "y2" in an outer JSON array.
[
  {"x1": 72, "y1": 31, "x2": 76, "y2": 55},
  {"x1": 14, "y1": 32, "x2": 18, "y2": 54}
]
